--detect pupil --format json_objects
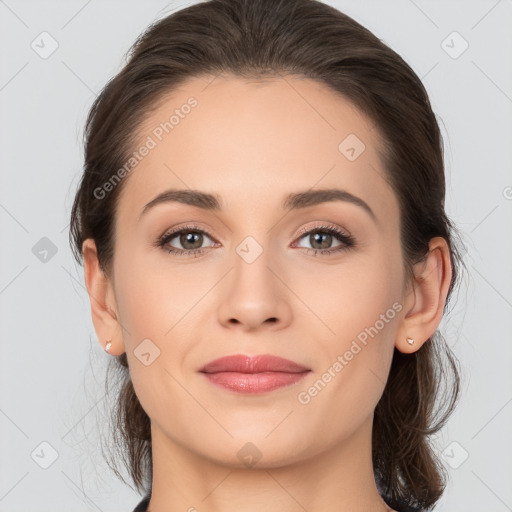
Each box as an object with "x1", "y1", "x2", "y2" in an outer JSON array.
[
  {"x1": 311, "y1": 232, "x2": 332, "y2": 249},
  {"x1": 182, "y1": 232, "x2": 202, "y2": 249}
]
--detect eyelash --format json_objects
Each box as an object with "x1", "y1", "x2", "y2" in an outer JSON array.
[{"x1": 155, "y1": 223, "x2": 356, "y2": 258}]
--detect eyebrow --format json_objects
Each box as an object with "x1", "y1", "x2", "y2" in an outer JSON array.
[{"x1": 138, "y1": 188, "x2": 376, "y2": 222}]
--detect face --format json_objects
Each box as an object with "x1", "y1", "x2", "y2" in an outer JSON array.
[{"x1": 109, "y1": 74, "x2": 406, "y2": 467}]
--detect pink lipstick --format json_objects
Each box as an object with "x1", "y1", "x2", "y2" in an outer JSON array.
[{"x1": 199, "y1": 354, "x2": 311, "y2": 394}]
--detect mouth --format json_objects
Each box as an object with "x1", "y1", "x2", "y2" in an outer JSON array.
[{"x1": 199, "y1": 354, "x2": 311, "y2": 394}]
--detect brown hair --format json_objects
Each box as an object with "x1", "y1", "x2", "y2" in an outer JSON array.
[{"x1": 69, "y1": 0, "x2": 465, "y2": 509}]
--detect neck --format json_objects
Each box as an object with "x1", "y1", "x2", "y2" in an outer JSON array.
[{"x1": 146, "y1": 415, "x2": 392, "y2": 512}]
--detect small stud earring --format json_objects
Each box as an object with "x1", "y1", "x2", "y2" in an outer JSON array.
[
  {"x1": 105, "y1": 340, "x2": 112, "y2": 352},
  {"x1": 406, "y1": 337, "x2": 415, "y2": 346}
]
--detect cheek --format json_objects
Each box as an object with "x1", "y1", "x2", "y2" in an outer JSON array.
[
  {"x1": 113, "y1": 245, "x2": 203, "y2": 341},
  {"x1": 295, "y1": 269, "x2": 400, "y2": 444},
  {"x1": 297, "y1": 254, "x2": 401, "y2": 402},
  {"x1": 292, "y1": 250, "x2": 402, "y2": 342}
]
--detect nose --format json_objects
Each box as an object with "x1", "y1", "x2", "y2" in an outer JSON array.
[{"x1": 216, "y1": 246, "x2": 292, "y2": 332}]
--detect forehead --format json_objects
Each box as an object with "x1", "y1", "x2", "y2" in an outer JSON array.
[{"x1": 116, "y1": 74, "x2": 395, "y2": 222}]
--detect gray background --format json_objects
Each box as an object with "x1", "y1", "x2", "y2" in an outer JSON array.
[{"x1": 1, "y1": 0, "x2": 511, "y2": 510}]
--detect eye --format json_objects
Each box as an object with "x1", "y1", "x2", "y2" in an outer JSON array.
[
  {"x1": 155, "y1": 223, "x2": 355, "y2": 258},
  {"x1": 292, "y1": 224, "x2": 355, "y2": 256},
  {"x1": 156, "y1": 224, "x2": 218, "y2": 257}
]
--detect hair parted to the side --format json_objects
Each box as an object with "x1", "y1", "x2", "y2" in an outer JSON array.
[{"x1": 69, "y1": 0, "x2": 465, "y2": 509}]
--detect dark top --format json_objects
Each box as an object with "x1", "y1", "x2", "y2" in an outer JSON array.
[
  {"x1": 131, "y1": 493, "x2": 423, "y2": 511},
  {"x1": 132, "y1": 494, "x2": 151, "y2": 512}
]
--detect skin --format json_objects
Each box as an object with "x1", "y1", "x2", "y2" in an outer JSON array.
[{"x1": 82, "y1": 74, "x2": 452, "y2": 512}]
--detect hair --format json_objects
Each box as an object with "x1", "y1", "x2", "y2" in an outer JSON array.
[{"x1": 69, "y1": 0, "x2": 465, "y2": 509}]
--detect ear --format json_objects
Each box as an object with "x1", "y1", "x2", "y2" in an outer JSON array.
[
  {"x1": 395, "y1": 236, "x2": 452, "y2": 354},
  {"x1": 82, "y1": 238, "x2": 125, "y2": 355}
]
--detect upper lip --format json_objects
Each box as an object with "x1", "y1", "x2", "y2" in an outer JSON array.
[{"x1": 199, "y1": 354, "x2": 310, "y2": 374}]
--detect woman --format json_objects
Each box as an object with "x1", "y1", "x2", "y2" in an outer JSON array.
[{"x1": 69, "y1": 0, "x2": 464, "y2": 510}]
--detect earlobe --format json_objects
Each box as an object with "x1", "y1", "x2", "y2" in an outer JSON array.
[
  {"x1": 395, "y1": 237, "x2": 452, "y2": 354},
  {"x1": 82, "y1": 239, "x2": 124, "y2": 355}
]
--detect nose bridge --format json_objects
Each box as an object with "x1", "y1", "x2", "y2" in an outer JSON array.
[
  {"x1": 229, "y1": 205, "x2": 288, "y2": 281},
  {"x1": 225, "y1": 198, "x2": 279, "y2": 270},
  {"x1": 216, "y1": 226, "x2": 292, "y2": 330},
  {"x1": 231, "y1": 229, "x2": 277, "y2": 296}
]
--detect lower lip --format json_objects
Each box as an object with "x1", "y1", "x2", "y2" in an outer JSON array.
[{"x1": 202, "y1": 371, "x2": 310, "y2": 394}]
